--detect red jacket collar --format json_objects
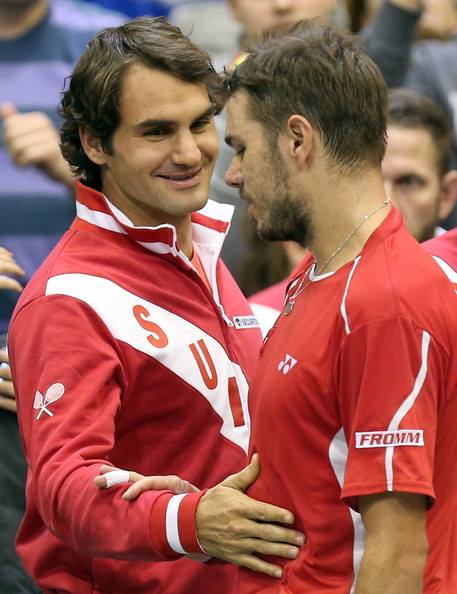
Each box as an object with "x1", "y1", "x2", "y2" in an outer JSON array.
[{"x1": 74, "y1": 181, "x2": 234, "y2": 263}]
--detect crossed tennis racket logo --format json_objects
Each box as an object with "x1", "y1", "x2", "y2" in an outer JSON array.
[{"x1": 33, "y1": 383, "x2": 65, "y2": 420}]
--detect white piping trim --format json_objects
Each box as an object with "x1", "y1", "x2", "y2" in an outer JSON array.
[
  {"x1": 340, "y1": 256, "x2": 361, "y2": 335},
  {"x1": 166, "y1": 494, "x2": 188, "y2": 555},
  {"x1": 328, "y1": 428, "x2": 365, "y2": 592},
  {"x1": 198, "y1": 198, "x2": 234, "y2": 223},
  {"x1": 137, "y1": 241, "x2": 176, "y2": 256},
  {"x1": 76, "y1": 203, "x2": 126, "y2": 235},
  {"x1": 432, "y1": 256, "x2": 457, "y2": 283},
  {"x1": 385, "y1": 331, "x2": 430, "y2": 491}
]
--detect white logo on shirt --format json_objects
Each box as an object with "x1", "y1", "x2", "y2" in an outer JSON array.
[
  {"x1": 33, "y1": 383, "x2": 65, "y2": 420},
  {"x1": 277, "y1": 354, "x2": 298, "y2": 375},
  {"x1": 232, "y1": 315, "x2": 260, "y2": 330},
  {"x1": 355, "y1": 430, "x2": 424, "y2": 448}
]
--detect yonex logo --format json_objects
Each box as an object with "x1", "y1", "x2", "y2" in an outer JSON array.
[
  {"x1": 355, "y1": 430, "x2": 424, "y2": 449},
  {"x1": 277, "y1": 354, "x2": 298, "y2": 375}
]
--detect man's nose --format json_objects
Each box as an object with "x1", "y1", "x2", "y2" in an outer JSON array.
[
  {"x1": 272, "y1": 0, "x2": 294, "y2": 14},
  {"x1": 224, "y1": 159, "x2": 243, "y2": 188},
  {"x1": 172, "y1": 131, "x2": 202, "y2": 168}
]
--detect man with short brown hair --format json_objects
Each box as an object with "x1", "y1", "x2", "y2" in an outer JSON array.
[
  {"x1": 223, "y1": 20, "x2": 457, "y2": 593},
  {"x1": 383, "y1": 88, "x2": 457, "y2": 242}
]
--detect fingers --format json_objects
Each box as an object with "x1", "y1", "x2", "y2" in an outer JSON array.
[
  {"x1": 0, "y1": 276, "x2": 23, "y2": 292},
  {"x1": 2, "y1": 111, "x2": 61, "y2": 167},
  {"x1": 5, "y1": 126, "x2": 61, "y2": 168},
  {"x1": 2, "y1": 111, "x2": 56, "y2": 140},
  {"x1": 0, "y1": 249, "x2": 25, "y2": 273},
  {"x1": 244, "y1": 496, "x2": 295, "y2": 525},
  {"x1": 0, "y1": 360, "x2": 14, "y2": 400},
  {"x1": 0, "y1": 102, "x2": 18, "y2": 119},
  {"x1": 245, "y1": 537, "x2": 300, "y2": 560},
  {"x1": 0, "y1": 249, "x2": 25, "y2": 291},
  {"x1": 0, "y1": 260, "x2": 25, "y2": 276},
  {"x1": 0, "y1": 396, "x2": 16, "y2": 413},
  {"x1": 122, "y1": 476, "x2": 199, "y2": 501},
  {"x1": 93, "y1": 466, "x2": 142, "y2": 489},
  {"x1": 221, "y1": 452, "x2": 260, "y2": 493},
  {"x1": 94, "y1": 466, "x2": 198, "y2": 499},
  {"x1": 233, "y1": 553, "x2": 284, "y2": 579},
  {"x1": 0, "y1": 361, "x2": 12, "y2": 382},
  {"x1": 0, "y1": 352, "x2": 16, "y2": 408},
  {"x1": 242, "y1": 518, "x2": 304, "y2": 547},
  {"x1": 1, "y1": 109, "x2": 74, "y2": 186}
]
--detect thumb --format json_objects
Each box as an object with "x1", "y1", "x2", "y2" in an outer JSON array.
[
  {"x1": 221, "y1": 453, "x2": 260, "y2": 492},
  {"x1": 0, "y1": 103, "x2": 18, "y2": 119}
]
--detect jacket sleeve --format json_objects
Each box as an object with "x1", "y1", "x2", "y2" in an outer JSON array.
[
  {"x1": 361, "y1": 0, "x2": 421, "y2": 88},
  {"x1": 8, "y1": 294, "x2": 205, "y2": 561}
]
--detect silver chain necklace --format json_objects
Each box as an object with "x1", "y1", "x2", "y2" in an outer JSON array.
[{"x1": 283, "y1": 198, "x2": 391, "y2": 316}]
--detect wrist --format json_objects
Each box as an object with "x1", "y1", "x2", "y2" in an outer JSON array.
[{"x1": 149, "y1": 489, "x2": 208, "y2": 558}]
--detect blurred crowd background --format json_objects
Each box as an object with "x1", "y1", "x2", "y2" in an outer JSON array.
[{"x1": 1, "y1": 2, "x2": 457, "y2": 588}]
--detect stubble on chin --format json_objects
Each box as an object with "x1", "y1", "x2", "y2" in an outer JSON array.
[{"x1": 256, "y1": 194, "x2": 313, "y2": 248}]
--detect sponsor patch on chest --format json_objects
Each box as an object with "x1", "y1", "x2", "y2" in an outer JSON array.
[
  {"x1": 232, "y1": 315, "x2": 260, "y2": 330},
  {"x1": 355, "y1": 429, "x2": 424, "y2": 448}
]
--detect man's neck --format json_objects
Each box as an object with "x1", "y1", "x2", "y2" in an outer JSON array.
[
  {"x1": 309, "y1": 168, "x2": 390, "y2": 274},
  {"x1": 100, "y1": 184, "x2": 195, "y2": 260},
  {"x1": 0, "y1": 0, "x2": 48, "y2": 40}
]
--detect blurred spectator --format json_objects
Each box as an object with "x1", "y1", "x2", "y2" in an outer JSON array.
[
  {"x1": 0, "y1": 0, "x2": 125, "y2": 333},
  {"x1": 80, "y1": 0, "x2": 173, "y2": 17},
  {"x1": 406, "y1": 8, "x2": 457, "y2": 171},
  {"x1": 0, "y1": 248, "x2": 29, "y2": 593},
  {"x1": 383, "y1": 88, "x2": 457, "y2": 242},
  {"x1": 351, "y1": 0, "x2": 457, "y2": 170},
  {"x1": 351, "y1": 0, "x2": 457, "y2": 39},
  {"x1": 0, "y1": 1, "x2": 125, "y2": 591},
  {"x1": 170, "y1": 1, "x2": 241, "y2": 56}
]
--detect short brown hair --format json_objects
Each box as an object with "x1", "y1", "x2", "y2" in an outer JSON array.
[
  {"x1": 388, "y1": 88, "x2": 453, "y2": 177},
  {"x1": 224, "y1": 20, "x2": 388, "y2": 171},
  {"x1": 60, "y1": 17, "x2": 223, "y2": 188}
]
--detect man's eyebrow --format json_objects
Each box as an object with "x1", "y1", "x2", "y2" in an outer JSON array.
[
  {"x1": 225, "y1": 134, "x2": 242, "y2": 147},
  {"x1": 134, "y1": 106, "x2": 215, "y2": 130},
  {"x1": 192, "y1": 106, "x2": 216, "y2": 122}
]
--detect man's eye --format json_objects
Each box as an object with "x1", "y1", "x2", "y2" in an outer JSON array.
[
  {"x1": 192, "y1": 118, "x2": 211, "y2": 131},
  {"x1": 398, "y1": 175, "x2": 422, "y2": 188},
  {"x1": 144, "y1": 127, "x2": 170, "y2": 137}
]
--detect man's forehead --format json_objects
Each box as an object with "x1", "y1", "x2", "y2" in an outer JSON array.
[
  {"x1": 386, "y1": 125, "x2": 438, "y2": 160},
  {"x1": 226, "y1": 92, "x2": 252, "y2": 129},
  {"x1": 118, "y1": 66, "x2": 213, "y2": 125}
]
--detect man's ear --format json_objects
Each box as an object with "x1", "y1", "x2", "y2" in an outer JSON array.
[
  {"x1": 438, "y1": 170, "x2": 457, "y2": 221},
  {"x1": 283, "y1": 115, "x2": 315, "y2": 169},
  {"x1": 79, "y1": 127, "x2": 108, "y2": 166}
]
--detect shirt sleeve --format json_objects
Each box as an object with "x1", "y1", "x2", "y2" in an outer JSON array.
[
  {"x1": 334, "y1": 316, "x2": 447, "y2": 509},
  {"x1": 8, "y1": 294, "x2": 205, "y2": 561},
  {"x1": 405, "y1": 42, "x2": 438, "y2": 99}
]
